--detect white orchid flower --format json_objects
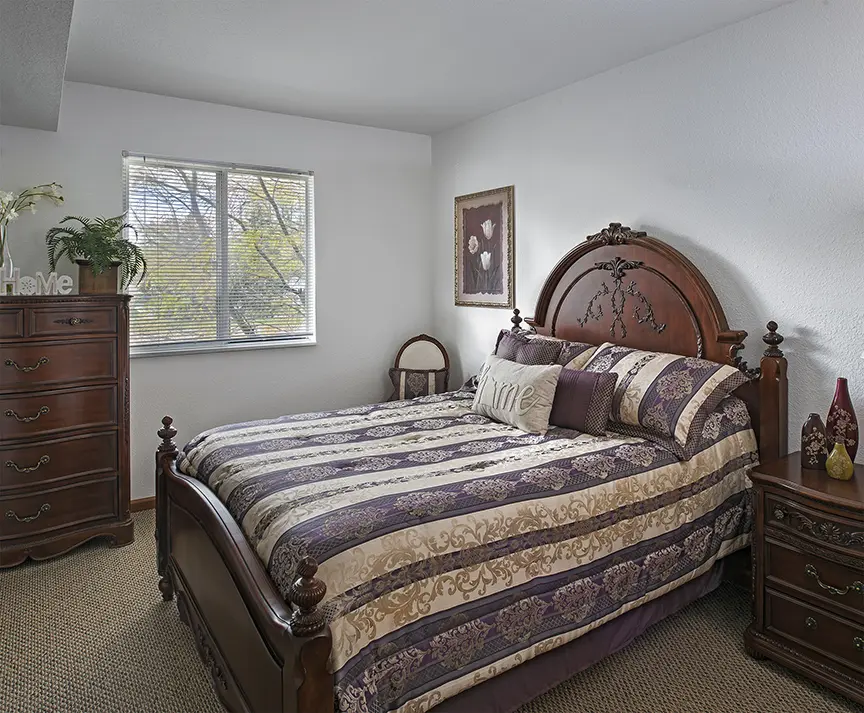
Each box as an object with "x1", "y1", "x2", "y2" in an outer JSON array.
[
  {"x1": 468, "y1": 235, "x2": 479, "y2": 255},
  {"x1": 6, "y1": 210, "x2": 19, "y2": 222},
  {"x1": 480, "y1": 219, "x2": 495, "y2": 240},
  {"x1": 480, "y1": 251, "x2": 492, "y2": 271}
]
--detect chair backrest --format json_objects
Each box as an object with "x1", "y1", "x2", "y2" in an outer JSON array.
[{"x1": 394, "y1": 334, "x2": 450, "y2": 371}]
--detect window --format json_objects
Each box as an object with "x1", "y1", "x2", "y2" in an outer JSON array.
[{"x1": 123, "y1": 153, "x2": 314, "y2": 356}]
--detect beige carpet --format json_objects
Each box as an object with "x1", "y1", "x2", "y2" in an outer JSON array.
[{"x1": 1, "y1": 511, "x2": 860, "y2": 713}]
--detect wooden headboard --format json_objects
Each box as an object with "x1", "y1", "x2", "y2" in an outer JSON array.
[{"x1": 511, "y1": 223, "x2": 788, "y2": 463}]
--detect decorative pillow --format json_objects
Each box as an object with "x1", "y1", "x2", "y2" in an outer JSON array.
[
  {"x1": 549, "y1": 370, "x2": 618, "y2": 435},
  {"x1": 582, "y1": 342, "x2": 749, "y2": 458},
  {"x1": 389, "y1": 368, "x2": 449, "y2": 401},
  {"x1": 472, "y1": 355, "x2": 562, "y2": 435},
  {"x1": 557, "y1": 342, "x2": 598, "y2": 370},
  {"x1": 495, "y1": 330, "x2": 563, "y2": 365},
  {"x1": 495, "y1": 330, "x2": 596, "y2": 368}
]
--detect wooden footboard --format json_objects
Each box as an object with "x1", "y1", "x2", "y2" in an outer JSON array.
[{"x1": 155, "y1": 417, "x2": 333, "y2": 713}]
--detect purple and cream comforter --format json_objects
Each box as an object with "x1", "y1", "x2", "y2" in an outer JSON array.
[{"x1": 178, "y1": 389, "x2": 757, "y2": 713}]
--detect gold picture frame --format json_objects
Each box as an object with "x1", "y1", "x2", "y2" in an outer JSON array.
[{"x1": 454, "y1": 185, "x2": 514, "y2": 308}]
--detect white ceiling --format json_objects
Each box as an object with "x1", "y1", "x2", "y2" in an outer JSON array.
[
  {"x1": 64, "y1": 0, "x2": 794, "y2": 135},
  {"x1": 0, "y1": 0, "x2": 75, "y2": 130}
]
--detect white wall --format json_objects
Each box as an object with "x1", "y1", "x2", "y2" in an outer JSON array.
[
  {"x1": 1, "y1": 82, "x2": 432, "y2": 498},
  {"x1": 432, "y1": 0, "x2": 864, "y2": 460}
]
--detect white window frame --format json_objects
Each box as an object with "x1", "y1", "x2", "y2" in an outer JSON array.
[{"x1": 122, "y1": 152, "x2": 316, "y2": 358}]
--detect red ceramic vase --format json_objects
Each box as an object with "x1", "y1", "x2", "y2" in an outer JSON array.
[{"x1": 826, "y1": 377, "x2": 858, "y2": 460}]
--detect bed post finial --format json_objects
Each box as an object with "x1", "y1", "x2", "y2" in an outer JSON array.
[
  {"x1": 289, "y1": 557, "x2": 328, "y2": 637},
  {"x1": 758, "y1": 321, "x2": 788, "y2": 464},
  {"x1": 158, "y1": 415, "x2": 178, "y2": 454},
  {"x1": 762, "y1": 321, "x2": 784, "y2": 358},
  {"x1": 510, "y1": 308, "x2": 523, "y2": 332}
]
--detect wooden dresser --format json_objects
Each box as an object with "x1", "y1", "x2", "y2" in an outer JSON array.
[
  {"x1": 745, "y1": 452, "x2": 863, "y2": 705},
  {"x1": 0, "y1": 295, "x2": 132, "y2": 566}
]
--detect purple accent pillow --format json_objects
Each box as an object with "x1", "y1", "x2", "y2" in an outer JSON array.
[
  {"x1": 495, "y1": 330, "x2": 563, "y2": 365},
  {"x1": 549, "y1": 370, "x2": 619, "y2": 435}
]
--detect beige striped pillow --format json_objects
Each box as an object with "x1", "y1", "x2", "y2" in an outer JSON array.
[{"x1": 582, "y1": 343, "x2": 749, "y2": 457}]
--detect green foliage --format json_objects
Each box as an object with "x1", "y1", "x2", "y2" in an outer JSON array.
[
  {"x1": 45, "y1": 215, "x2": 147, "y2": 290},
  {"x1": 127, "y1": 166, "x2": 310, "y2": 346}
]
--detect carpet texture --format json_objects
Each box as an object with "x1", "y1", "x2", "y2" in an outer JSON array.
[{"x1": 1, "y1": 511, "x2": 860, "y2": 713}]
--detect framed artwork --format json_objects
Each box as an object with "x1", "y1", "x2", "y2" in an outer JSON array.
[{"x1": 454, "y1": 185, "x2": 514, "y2": 308}]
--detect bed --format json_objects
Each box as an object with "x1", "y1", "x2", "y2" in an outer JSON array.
[{"x1": 154, "y1": 223, "x2": 789, "y2": 713}]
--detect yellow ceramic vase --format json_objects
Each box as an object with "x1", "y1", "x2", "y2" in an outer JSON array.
[{"x1": 826, "y1": 442, "x2": 854, "y2": 481}]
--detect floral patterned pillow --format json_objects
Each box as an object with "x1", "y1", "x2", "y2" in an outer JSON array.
[
  {"x1": 495, "y1": 330, "x2": 596, "y2": 368},
  {"x1": 389, "y1": 368, "x2": 449, "y2": 401},
  {"x1": 582, "y1": 342, "x2": 750, "y2": 459}
]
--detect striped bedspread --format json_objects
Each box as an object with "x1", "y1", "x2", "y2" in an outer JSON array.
[{"x1": 178, "y1": 389, "x2": 757, "y2": 713}]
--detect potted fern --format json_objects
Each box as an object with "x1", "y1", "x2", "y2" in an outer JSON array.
[{"x1": 46, "y1": 215, "x2": 147, "y2": 294}]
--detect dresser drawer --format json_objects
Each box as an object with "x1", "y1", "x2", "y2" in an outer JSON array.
[
  {"x1": 29, "y1": 305, "x2": 117, "y2": 337},
  {"x1": 0, "y1": 385, "x2": 117, "y2": 441},
  {"x1": 0, "y1": 308, "x2": 24, "y2": 338},
  {"x1": 0, "y1": 431, "x2": 118, "y2": 490},
  {"x1": 1, "y1": 339, "x2": 117, "y2": 391},
  {"x1": 766, "y1": 539, "x2": 863, "y2": 622},
  {"x1": 766, "y1": 589, "x2": 864, "y2": 675},
  {"x1": 0, "y1": 478, "x2": 117, "y2": 540},
  {"x1": 766, "y1": 494, "x2": 864, "y2": 555}
]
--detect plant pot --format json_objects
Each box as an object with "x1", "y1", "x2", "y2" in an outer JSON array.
[{"x1": 76, "y1": 259, "x2": 120, "y2": 294}]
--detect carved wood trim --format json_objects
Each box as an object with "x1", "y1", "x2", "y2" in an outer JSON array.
[
  {"x1": 574, "y1": 258, "x2": 668, "y2": 340},
  {"x1": 191, "y1": 612, "x2": 229, "y2": 691},
  {"x1": 745, "y1": 627, "x2": 863, "y2": 689},
  {"x1": 771, "y1": 505, "x2": 864, "y2": 549},
  {"x1": 586, "y1": 222, "x2": 647, "y2": 245}
]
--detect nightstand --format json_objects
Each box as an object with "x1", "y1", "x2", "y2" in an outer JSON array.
[{"x1": 745, "y1": 452, "x2": 863, "y2": 705}]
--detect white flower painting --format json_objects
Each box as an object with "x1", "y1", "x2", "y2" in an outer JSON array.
[{"x1": 454, "y1": 185, "x2": 514, "y2": 308}]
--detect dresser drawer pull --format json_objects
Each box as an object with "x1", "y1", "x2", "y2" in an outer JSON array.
[
  {"x1": 805, "y1": 617, "x2": 817, "y2": 629},
  {"x1": 4, "y1": 455, "x2": 50, "y2": 473},
  {"x1": 4, "y1": 356, "x2": 49, "y2": 372},
  {"x1": 4, "y1": 406, "x2": 50, "y2": 423},
  {"x1": 5, "y1": 503, "x2": 50, "y2": 523},
  {"x1": 855, "y1": 637, "x2": 863, "y2": 652},
  {"x1": 53, "y1": 317, "x2": 93, "y2": 326},
  {"x1": 805, "y1": 564, "x2": 864, "y2": 596}
]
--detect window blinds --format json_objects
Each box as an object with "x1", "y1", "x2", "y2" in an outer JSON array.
[{"x1": 123, "y1": 154, "x2": 314, "y2": 354}]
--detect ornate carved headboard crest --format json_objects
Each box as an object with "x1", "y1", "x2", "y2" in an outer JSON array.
[
  {"x1": 586, "y1": 222, "x2": 647, "y2": 245},
  {"x1": 511, "y1": 223, "x2": 788, "y2": 462}
]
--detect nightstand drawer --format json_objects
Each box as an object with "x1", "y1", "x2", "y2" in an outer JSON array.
[
  {"x1": 766, "y1": 589, "x2": 864, "y2": 675},
  {"x1": 766, "y1": 494, "x2": 863, "y2": 555},
  {"x1": 766, "y1": 539, "x2": 863, "y2": 622}
]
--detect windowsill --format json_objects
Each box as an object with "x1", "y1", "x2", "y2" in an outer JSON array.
[{"x1": 131, "y1": 337, "x2": 316, "y2": 359}]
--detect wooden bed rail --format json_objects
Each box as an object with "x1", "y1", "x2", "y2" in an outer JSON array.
[{"x1": 155, "y1": 416, "x2": 334, "y2": 713}]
